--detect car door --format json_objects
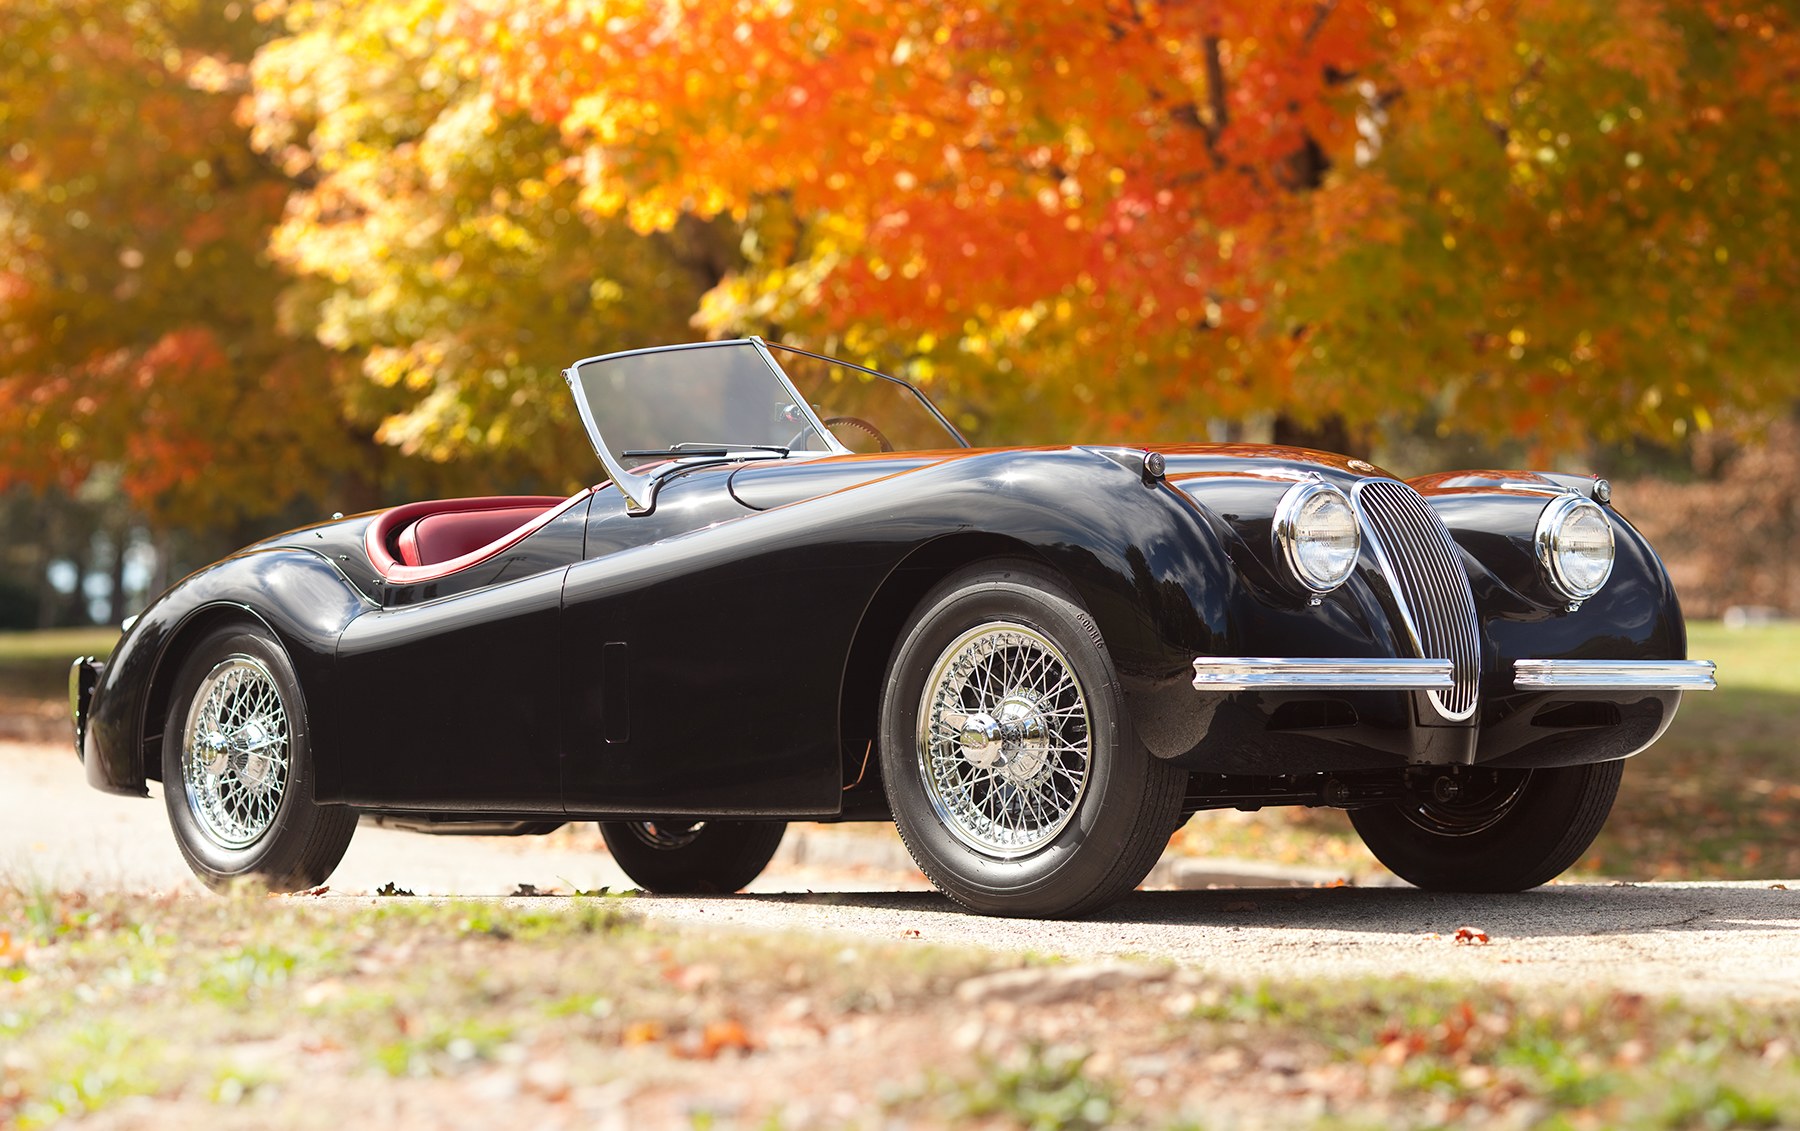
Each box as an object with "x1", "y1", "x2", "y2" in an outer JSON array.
[
  {"x1": 328, "y1": 501, "x2": 589, "y2": 811},
  {"x1": 557, "y1": 471, "x2": 859, "y2": 817}
]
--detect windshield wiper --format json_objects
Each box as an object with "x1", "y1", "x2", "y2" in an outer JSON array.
[{"x1": 623, "y1": 443, "x2": 790, "y2": 459}]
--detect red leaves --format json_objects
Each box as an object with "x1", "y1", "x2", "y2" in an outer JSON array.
[
  {"x1": 464, "y1": 0, "x2": 1800, "y2": 454},
  {"x1": 1376, "y1": 999, "x2": 1510, "y2": 1067},
  {"x1": 680, "y1": 1019, "x2": 757, "y2": 1061},
  {"x1": 0, "y1": 930, "x2": 24, "y2": 968},
  {"x1": 619, "y1": 1015, "x2": 758, "y2": 1060},
  {"x1": 1453, "y1": 926, "x2": 1491, "y2": 946}
]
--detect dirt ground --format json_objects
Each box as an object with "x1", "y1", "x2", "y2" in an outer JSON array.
[{"x1": 6, "y1": 725, "x2": 1800, "y2": 1129}]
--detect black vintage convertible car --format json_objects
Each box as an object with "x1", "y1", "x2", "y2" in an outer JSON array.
[{"x1": 72, "y1": 339, "x2": 1714, "y2": 916}]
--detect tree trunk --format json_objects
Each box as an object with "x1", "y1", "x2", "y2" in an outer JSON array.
[
  {"x1": 1271, "y1": 414, "x2": 1367, "y2": 457},
  {"x1": 34, "y1": 494, "x2": 66, "y2": 629},
  {"x1": 104, "y1": 520, "x2": 131, "y2": 625}
]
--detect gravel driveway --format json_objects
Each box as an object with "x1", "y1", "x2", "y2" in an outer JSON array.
[{"x1": 8, "y1": 738, "x2": 1795, "y2": 1004}]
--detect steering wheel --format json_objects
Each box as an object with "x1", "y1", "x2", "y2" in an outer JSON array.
[{"x1": 823, "y1": 415, "x2": 894, "y2": 453}]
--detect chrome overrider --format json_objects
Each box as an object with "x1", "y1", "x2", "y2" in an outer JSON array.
[{"x1": 1192, "y1": 656, "x2": 1717, "y2": 692}]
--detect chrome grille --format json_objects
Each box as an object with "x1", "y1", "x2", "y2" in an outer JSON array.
[{"x1": 1353, "y1": 480, "x2": 1482, "y2": 719}]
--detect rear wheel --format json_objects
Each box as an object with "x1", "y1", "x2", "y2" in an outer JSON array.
[
  {"x1": 1348, "y1": 762, "x2": 1623, "y2": 891},
  {"x1": 598, "y1": 819, "x2": 786, "y2": 894},
  {"x1": 879, "y1": 560, "x2": 1184, "y2": 918},
  {"x1": 162, "y1": 624, "x2": 356, "y2": 892}
]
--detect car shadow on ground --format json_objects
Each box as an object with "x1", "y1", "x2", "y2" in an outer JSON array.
[{"x1": 663, "y1": 883, "x2": 1800, "y2": 939}]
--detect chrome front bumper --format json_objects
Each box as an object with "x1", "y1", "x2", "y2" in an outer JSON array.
[
  {"x1": 1192, "y1": 657, "x2": 1717, "y2": 693},
  {"x1": 1190, "y1": 658, "x2": 1453, "y2": 691},
  {"x1": 1511, "y1": 659, "x2": 1717, "y2": 691}
]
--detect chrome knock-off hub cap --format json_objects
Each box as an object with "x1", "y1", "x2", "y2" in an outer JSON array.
[
  {"x1": 919, "y1": 623, "x2": 1091, "y2": 858},
  {"x1": 182, "y1": 657, "x2": 292, "y2": 850}
]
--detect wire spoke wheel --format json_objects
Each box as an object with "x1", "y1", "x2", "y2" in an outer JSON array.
[
  {"x1": 918, "y1": 622, "x2": 1091, "y2": 858},
  {"x1": 880, "y1": 561, "x2": 1185, "y2": 918},
  {"x1": 162, "y1": 626, "x2": 356, "y2": 892},
  {"x1": 181, "y1": 657, "x2": 292, "y2": 850}
]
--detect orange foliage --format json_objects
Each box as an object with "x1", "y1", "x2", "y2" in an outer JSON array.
[
  {"x1": 0, "y1": 0, "x2": 375, "y2": 529},
  {"x1": 471, "y1": 0, "x2": 1800, "y2": 452}
]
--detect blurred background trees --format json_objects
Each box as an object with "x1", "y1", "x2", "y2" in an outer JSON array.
[{"x1": 2, "y1": 0, "x2": 1795, "y2": 624}]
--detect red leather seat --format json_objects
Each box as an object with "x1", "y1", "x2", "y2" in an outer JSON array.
[{"x1": 395, "y1": 506, "x2": 551, "y2": 568}]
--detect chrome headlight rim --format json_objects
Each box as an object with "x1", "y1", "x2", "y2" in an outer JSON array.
[
  {"x1": 1273, "y1": 480, "x2": 1361, "y2": 595},
  {"x1": 1534, "y1": 493, "x2": 1615, "y2": 602}
]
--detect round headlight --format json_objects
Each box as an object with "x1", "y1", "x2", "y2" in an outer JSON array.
[
  {"x1": 1536, "y1": 494, "x2": 1614, "y2": 602},
  {"x1": 1275, "y1": 481, "x2": 1360, "y2": 594}
]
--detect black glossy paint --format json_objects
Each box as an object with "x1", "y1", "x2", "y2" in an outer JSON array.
[
  {"x1": 81, "y1": 546, "x2": 372, "y2": 797},
  {"x1": 78, "y1": 440, "x2": 1696, "y2": 822}
]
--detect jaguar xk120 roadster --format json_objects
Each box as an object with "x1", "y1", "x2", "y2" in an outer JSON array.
[{"x1": 72, "y1": 338, "x2": 1714, "y2": 916}]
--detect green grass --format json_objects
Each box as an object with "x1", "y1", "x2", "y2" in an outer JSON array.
[
  {"x1": 1583, "y1": 620, "x2": 1799, "y2": 879},
  {"x1": 0, "y1": 628, "x2": 119, "y2": 697},
  {"x1": 3, "y1": 883, "x2": 1795, "y2": 1129},
  {"x1": 1687, "y1": 621, "x2": 1800, "y2": 694}
]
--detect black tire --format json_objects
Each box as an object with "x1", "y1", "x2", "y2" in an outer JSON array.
[
  {"x1": 598, "y1": 819, "x2": 786, "y2": 894},
  {"x1": 879, "y1": 559, "x2": 1185, "y2": 918},
  {"x1": 1348, "y1": 761, "x2": 1623, "y2": 892},
  {"x1": 161, "y1": 624, "x2": 356, "y2": 892}
]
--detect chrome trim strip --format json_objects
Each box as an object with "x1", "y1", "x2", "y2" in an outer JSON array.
[
  {"x1": 1193, "y1": 657, "x2": 1454, "y2": 691},
  {"x1": 1513, "y1": 659, "x2": 1717, "y2": 691}
]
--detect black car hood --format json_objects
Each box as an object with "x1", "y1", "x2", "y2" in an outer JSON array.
[
  {"x1": 726, "y1": 442, "x2": 1399, "y2": 512},
  {"x1": 728, "y1": 450, "x2": 973, "y2": 511}
]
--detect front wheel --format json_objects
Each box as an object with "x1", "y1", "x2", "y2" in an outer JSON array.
[
  {"x1": 1348, "y1": 762, "x2": 1623, "y2": 892},
  {"x1": 161, "y1": 624, "x2": 356, "y2": 892},
  {"x1": 598, "y1": 820, "x2": 786, "y2": 894},
  {"x1": 879, "y1": 560, "x2": 1184, "y2": 918}
]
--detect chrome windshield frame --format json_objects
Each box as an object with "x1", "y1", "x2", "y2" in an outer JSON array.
[{"x1": 563, "y1": 338, "x2": 848, "y2": 515}]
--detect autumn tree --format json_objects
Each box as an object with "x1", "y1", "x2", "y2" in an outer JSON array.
[
  {"x1": 246, "y1": 0, "x2": 740, "y2": 492},
  {"x1": 466, "y1": 0, "x2": 1799, "y2": 455},
  {"x1": 0, "y1": 0, "x2": 406, "y2": 541}
]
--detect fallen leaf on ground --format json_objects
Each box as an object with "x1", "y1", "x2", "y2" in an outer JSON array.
[
  {"x1": 1453, "y1": 926, "x2": 1490, "y2": 946},
  {"x1": 675, "y1": 1019, "x2": 756, "y2": 1060}
]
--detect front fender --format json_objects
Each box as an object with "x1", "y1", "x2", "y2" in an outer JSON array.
[
  {"x1": 81, "y1": 549, "x2": 373, "y2": 797},
  {"x1": 1421, "y1": 485, "x2": 1689, "y2": 767}
]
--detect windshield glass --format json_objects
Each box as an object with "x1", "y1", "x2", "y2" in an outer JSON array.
[
  {"x1": 570, "y1": 341, "x2": 832, "y2": 464},
  {"x1": 767, "y1": 344, "x2": 965, "y2": 454},
  {"x1": 567, "y1": 338, "x2": 966, "y2": 511}
]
